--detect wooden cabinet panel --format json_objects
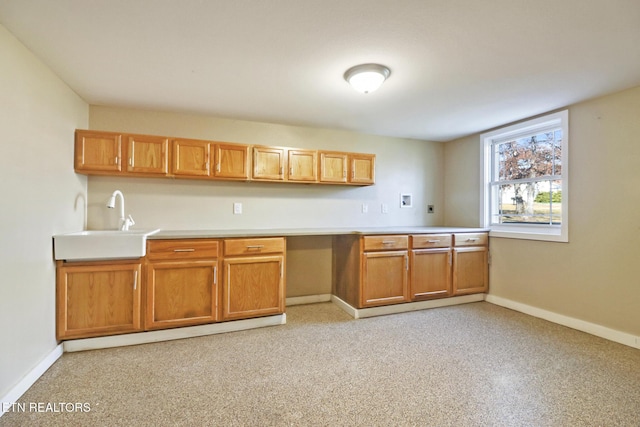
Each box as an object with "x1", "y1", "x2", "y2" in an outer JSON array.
[
  {"x1": 410, "y1": 248, "x2": 452, "y2": 300},
  {"x1": 453, "y1": 247, "x2": 488, "y2": 295},
  {"x1": 253, "y1": 146, "x2": 285, "y2": 180},
  {"x1": 288, "y1": 149, "x2": 317, "y2": 182},
  {"x1": 147, "y1": 239, "x2": 219, "y2": 261},
  {"x1": 350, "y1": 153, "x2": 375, "y2": 184},
  {"x1": 319, "y1": 151, "x2": 348, "y2": 183},
  {"x1": 146, "y1": 260, "x2": 218, "y2": 329},
  {"x1": 75, "y1": 130, "x2": 122, "y2": 173},
  {"x1": 56, "y1": 261, "x2": 141, "y2": 340},
  {"x1": 454, "y1": 233, "x2": 488, "y2": 247},
  {"x1": 126, "y1": 134, "x2": 169, "y2": 175},
  {"x1": 214, "y1": 143, "x2": 250, "y2": 179},
  {"x1": 172, "y1": 139, "x2": 210, "y2": 176},
  {"x1": 224, "y1": 237, "x2": 286, "y2": 256},
  {"x1": 361, "y1": 250, "x2": 409, "y2": 307},
  {"x1": 362, "y1": 235, "x2": 408, "y2": 251},
  {"x1": 411, "y1": 234, "x2": 452, "y2": 249},
  {"x1": 222, "y1": 255, "x2": 285, "y2": 320}
]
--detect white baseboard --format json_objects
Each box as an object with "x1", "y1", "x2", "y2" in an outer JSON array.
[
  {"x1": 286, "y1": 294, "x2": 332, "y2": 306},
  {"x1": 63, "y1": 314, "x2": 286, "y2": 353},
  {"x1": 331, "y1": 294, "x2": 485, "y2": 319},
  {"x1": 485, "y1": 294, "x2": 640, "y2": 350},
  {"x1": 1, "y1": 344, "x2": 63, "y2": 418}
]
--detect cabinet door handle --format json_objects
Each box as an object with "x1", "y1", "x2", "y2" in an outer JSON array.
[
  {"x1": 133, "y1": 270, "x2": 138, "y2": 290},
  {"x1": 213, "y1": 266, "x2": 217, "y2": 285},
  {"x1": 216, "y1": 163, "x2": 221, "y2": 172},
  {"x1": 174, "y1": 248, "x2": 195, "y2": 252},
  {"x1": 405, "y1": 255, "x2": 409, "y2": 270},
  {"x1": 448, "y1": 252, "x2": 452, "y2": 265},
  {"x1": 129, "y1": 158, "x2": 133, "y2": 166}
]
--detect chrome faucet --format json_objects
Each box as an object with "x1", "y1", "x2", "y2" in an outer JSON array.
[{"x1": 106, "y1": 190, "x2": 135, "y2": 231}]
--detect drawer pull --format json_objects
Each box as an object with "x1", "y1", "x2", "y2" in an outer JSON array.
[
  {"x1": 466, "y1": 238, "x2": 480, "y2": 242},
  {"x1": 382, "y1": 240, "x2": 396, "y2": 245},
  {"x1": 246, "y1": 245, "x2": 265, "y2": 249},
  {"x1": 427, "y1": 240, "x2": 440, "y2": 243},
  {"x1": 173, "y1": 248, "x2": 195, "y2": 252}
]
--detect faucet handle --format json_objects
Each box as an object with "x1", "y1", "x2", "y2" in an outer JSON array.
[{"x1": 123, "y1": 215, "x2": 135, "y2": 231}]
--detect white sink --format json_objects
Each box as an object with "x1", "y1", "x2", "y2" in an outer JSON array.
[{"x1": 54, "y1": 229, "x2": 160, "y2": 261}]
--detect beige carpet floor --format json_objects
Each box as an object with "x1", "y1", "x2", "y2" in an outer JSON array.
[{"x1": 1, "y1": 301, "x2": 639, "y2": 426}]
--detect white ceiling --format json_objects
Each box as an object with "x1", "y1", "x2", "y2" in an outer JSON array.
[{"x1": 1, "y1": 0, "x2": 640, "y2": 142}]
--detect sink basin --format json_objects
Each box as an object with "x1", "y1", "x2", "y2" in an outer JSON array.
[{"x1": 54, "y1": 229, "x2": 160, "y2": 261}]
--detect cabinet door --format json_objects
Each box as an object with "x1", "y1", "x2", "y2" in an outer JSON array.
[
  {"x1": 127, "y1": 134, "x2": 169, "y2": 175},
  {"x1": 288, "y1": 149, "x2": 317, "y2": 182},
  {"x1": 214, "y1": 143, "x2": 250, "y2": 179},
  {"x1": 452, "y1": 247, "x2": 488, "y2": 295},
  {"x1": 349, "y1": 153, "x2": 375, "y2": 184},
  {"x1": 57, "y1": 262, "x2": 141, "y2": 340},
  {"x1": 172, "y1": 139, "x2": 210, "y2": 176},
  {"x1": 75, "y1": 130, "x2": 122, "y2": 173},
  {"x1": 222, "y1": 255, "x2": 285, "y2": 320},
  {"x1": 253, "y1": 146, "x2": 285, "y2": 180},
  {"x1": 361, "y1": 251, "x2": 409, "y2": 307},
  {"x1": 410, "y1": 248, "x2": 452, "y2": 300},
  {"x1": 146, "y1": 260, "x2": 218, "y2": 329},
  {"x1": 319, "y1": 151, "x2": 348, "y2": 183}
]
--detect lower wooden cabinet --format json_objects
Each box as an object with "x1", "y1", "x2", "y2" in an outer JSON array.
[
  {"x1": 333, "y1": 235, "x2": 409, "y2": 308},
  {"x1": 222, "y1": 238, "x2": 286, "y2": 320},
  {"x1": 361, "y1": 250, "x2": 409, "y2": 307},
  {"x1": 410, "y1": 248, "x2": 452, "y2": 300},
  {"x1": 145, "y1": 260, "x2": 218, "y2": 329},
  {"x1": 452, "y1": 247, "x2": 488, "y2": 295},
  {"x1": 334, "y1": 232, "x2": 488, "y2": 309},
  {"x1": 56, "y1": 260, "x2": 142, "y2": 340},
  {"x1": 145, "y1": 239, "x2": 219, "y2": 329}
]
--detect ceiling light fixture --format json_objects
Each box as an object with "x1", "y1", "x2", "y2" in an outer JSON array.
[{"x1": 344, "y1": 64, "x2": 391, "y2": 94}]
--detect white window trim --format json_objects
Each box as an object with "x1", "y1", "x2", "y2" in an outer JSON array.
[{"x1": 480, "y1": 110, "x2": 569, "y2": 242}]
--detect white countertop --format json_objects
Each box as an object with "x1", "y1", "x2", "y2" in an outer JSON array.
[{"x1": 149, "y1": 226, "x2": 489, "y2": 239}]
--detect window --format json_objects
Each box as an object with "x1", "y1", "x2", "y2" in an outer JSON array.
[{"x1": 480, "y1": 110, "x2": 568, "y2": 242}]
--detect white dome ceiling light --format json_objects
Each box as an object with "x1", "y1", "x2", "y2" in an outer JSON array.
[{"x1": 344, "y1": 64, "x2": 391, "y2": 94}]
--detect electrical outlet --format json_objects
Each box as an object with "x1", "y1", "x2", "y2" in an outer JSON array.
[
  {"x1": 381, "y1": 203, "x2": 389, "y2": 214},
  {"x1": 427, "y1": 205, "x2": 434, "y2": 214},
  {"x1": 233, "y1": 202, "x2": 243, "y2": 214},
  {"x1": 362, "y1": 204, "x2": 368, "y2": 213}
]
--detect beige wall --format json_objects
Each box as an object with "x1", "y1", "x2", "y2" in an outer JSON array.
[
  {"x1": 444, "y1": 86, "x2": 640, "y2": 336},
  {"x1": 0, "y1": 25, "x2": 88, "y2": 398},
  {"x1": 87, "y1": 107, "x2": 444, "y2": 297}
]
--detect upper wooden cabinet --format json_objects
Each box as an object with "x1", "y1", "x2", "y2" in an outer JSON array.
[
  {"x1": 75, "y1": 130, "x2": 122, "y2": 173},
  {"x1": 172, "y1": 138, "x2": 211, "y2": 177},
  {"x1": 319, "y1": 151, "x2": 348, "y2": 183},
  {"x1": 74, "y1": 129, "x2": 375, "y2": 185},
  {"x1": 252, "y1": 146, "x2": 285, "y2": 181},
  {"x1": 288, "y1": 149, "x2": 317, "y2": 182},
  {"x1": 214, "y1": 143, "x2": 250, "y2": 180},
  {"x1": 350, "y1": 153, "x2": 375, "y2": 185},
  {"x1": 127, "y1": 134, "x2": 169, "y2": 175},
  {"x1": 319, "y1": 151, "x2": 376, "y2": 185}
]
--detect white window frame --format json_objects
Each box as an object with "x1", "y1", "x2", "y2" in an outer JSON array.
[{"x1": 480, "y1": 110, "x2": 569, "y2": 242}]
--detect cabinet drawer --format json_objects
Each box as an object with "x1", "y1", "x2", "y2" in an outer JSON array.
[
  {"x1": 147, "y1": 239, "x2": 219, "y2": 260},
  {"x1": 454, "y1": 233, "x2": 488, "y2": 247},
  {"x1": 411, "y1": 234, "x2": 452, "y2": 249},
  {"x1": 224, "y1": 237, "x2": 285, "y2": 256},
  {"x1": 362, "y1": 235, "x2": 408, "y2": 251}
]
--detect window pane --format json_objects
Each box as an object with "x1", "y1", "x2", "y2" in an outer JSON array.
[
  {"x1": 495, "y1": 131, "x2": 559, "y2": 181},
  {"x1": 492, "y1": 180, "x2": 561, "y2": 225}
]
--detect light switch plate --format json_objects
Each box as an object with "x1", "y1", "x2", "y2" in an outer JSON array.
[{"x1": 233, "y1": 202, "x2": 243, "y2": 214}]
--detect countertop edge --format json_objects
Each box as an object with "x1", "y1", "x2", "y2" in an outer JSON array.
[{"x1": 149, "y1": 226, "x2": 490, "y2": 239}]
